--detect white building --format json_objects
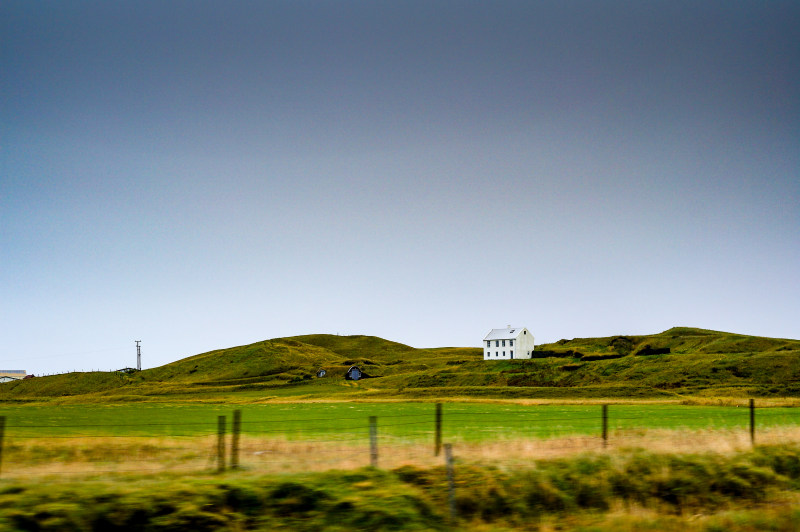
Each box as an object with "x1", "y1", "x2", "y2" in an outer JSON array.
[
  {"x1": 0, "y1": 370, "x2": 26, "y2": 383},
  {"x1": 483, "y1": 327, "x2": 535, "y2": 360}
]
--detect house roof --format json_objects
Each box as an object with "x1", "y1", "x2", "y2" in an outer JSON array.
[{"x1": 483, "y1": 327, "x2": 527, "y2": 341}]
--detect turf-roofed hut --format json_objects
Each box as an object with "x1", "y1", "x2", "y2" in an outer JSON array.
[{"x1": 345, "y1": 366, "x2": 363, "y2": 380}]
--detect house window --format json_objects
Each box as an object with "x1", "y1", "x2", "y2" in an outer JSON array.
[
  {"x1": 496, "y1": 352, "x2": 499, "y2": 357},
  {"x1": 502, "y1": 340, "x2": 506, "y2": 347},
  {"x1": 502, "y1": 351, "x2": 505, "y2": 356},
  {"x1": 487, "y1": 340, "x2": 491, "y2": 348},
  {"x1": 510, "y1": 350, "x2": 514, "y2": 357},
  {"x1": 510, "y1": 339, "x2": 514, "y2": 346},
  {"x1": 495, "y1": 340, "x2": 499, "y2": 347}
]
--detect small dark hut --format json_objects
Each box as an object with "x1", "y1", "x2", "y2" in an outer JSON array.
[{"x1": 345, "y1": 366, "x2": 362, "y2": 381}]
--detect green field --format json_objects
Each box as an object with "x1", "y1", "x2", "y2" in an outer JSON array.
[
  {"x1": 8, "y1": 401, "x2": 797, "y2": 485},
  {"x1": 2, "y1": 402, "x2": 796, "y2": 440}
]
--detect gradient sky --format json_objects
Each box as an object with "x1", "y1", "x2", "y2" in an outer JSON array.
[{"x1": 2, "y1": 1, "x2": 798, "y2": 374}]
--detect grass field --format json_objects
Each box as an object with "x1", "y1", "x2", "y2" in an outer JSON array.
[
  {"x1": 3, "y1": 401, "x2": 799, "y2": 480},
  {"x1": 3, "y1": 402, "x2": 797, "y2": 438}
]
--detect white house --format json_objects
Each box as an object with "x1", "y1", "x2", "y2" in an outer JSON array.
[
  {"x1": 0, "y1": 370, "x2": 26, "y2": 383},
  {"x1": 483, "y1": 327, "x2": 535, "y2": 360}
]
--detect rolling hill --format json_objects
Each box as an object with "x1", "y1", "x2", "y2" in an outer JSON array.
[{"x1": 2, "y1": 328, "x2": 799, "y2": 403}]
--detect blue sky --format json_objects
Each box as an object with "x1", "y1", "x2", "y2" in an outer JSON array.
[{"x1": 2, "y1": 1, "x2": 798, "y2": 374}]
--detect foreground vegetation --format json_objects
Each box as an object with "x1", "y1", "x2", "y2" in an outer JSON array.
[
  {"x1": 2, "y1": 327, "x2": 799, "y2": 403},
  {"x1": 2, "y1": 444, "x2": 800, "y2": 531}
]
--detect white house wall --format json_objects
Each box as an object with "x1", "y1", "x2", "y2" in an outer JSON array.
[
  {"x1": 483, "y1": 328, "x2": 535, "y2": 360},
  {"x1": 484, "y1": 336, "x2": 517, "y2": 360},
  {"x1": 517, "y1": 329, "x2": 535, "y2": 358}
]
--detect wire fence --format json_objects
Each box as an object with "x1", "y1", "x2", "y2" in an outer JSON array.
[{"x1": 1, "y1": 401, "x2": 798, "y2": 480}]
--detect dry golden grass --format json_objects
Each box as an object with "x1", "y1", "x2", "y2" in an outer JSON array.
[
  {"x1": 4, "y1": 425, "x2": 800, "y2": 481},
  {"x1": 342, "y1": 396, "x2": 800, "y2": 407},
  {"x1": 1, "y1": 436, "x2": 219, "y2": 478}
]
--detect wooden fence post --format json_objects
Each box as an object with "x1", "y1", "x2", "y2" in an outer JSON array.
[
  {"x1": 445, "y1": 443, "x2": 455, "y2": 521},
  {"x1": 0, "y1": 416, "x2": 5, "y2": 479},
  {"x1": 602, "y1": 404, "x2": 608, "y2": 448},
  {"x1": 217, "y1": 415, "x2": 226, "y2": 472},
  {"x1": 749, "y1": 399, "x2": 755, "y2": 447},
  {"x1": 231, "y1": 410, "x2": 241, "y2": 470},
  {"x1": 435, "y1": 403, "x2": 442, "y2": 456},
  {"x1": 369, "y1": 416, "x2": 378, "y2": 468}
]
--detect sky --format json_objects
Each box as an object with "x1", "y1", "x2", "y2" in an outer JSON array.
[{"x1": 2, "y1": 1, "x2": 798, "y2": 375}]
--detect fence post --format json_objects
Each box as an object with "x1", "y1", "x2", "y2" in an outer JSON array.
[
  {"x1": 602, "y1": 404, "x2": 608, "y2": 448},
  {"x1": 231, "y1": 410, "x2": 241, "y2": 470},
  {"x1": 0, "y1": 416, "x2": 5, "y2": 479},
  {"x1": 217, "y1": 415, "x2": 226, "y2": 472},
  {"x1": 435, "y1": 403, "x2": 442, "y2": 456},
  {"x1": 445, "y1": 443, "x2": 455, "y2": 521},
  {"x1": 749, "y1": 399, "x2": 755, "y2": 447},
  {"x1": 369, "y1": 416, "x2": 378, "y2": 468}
]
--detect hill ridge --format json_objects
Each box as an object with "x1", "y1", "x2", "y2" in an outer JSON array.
[{"x1": 2, "y1": 328, "x2": 799, "y2": 403}]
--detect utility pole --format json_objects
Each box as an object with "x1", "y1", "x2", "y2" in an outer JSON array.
[{"x1": 135, "y1": 340, "x2": 141, "y2": 371}]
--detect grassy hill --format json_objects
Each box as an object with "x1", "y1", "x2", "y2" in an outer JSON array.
[{"x1": 2, "y1": 328, "x2": 799, "y2": 403}]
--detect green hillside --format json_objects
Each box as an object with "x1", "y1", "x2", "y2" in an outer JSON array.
[{"x1": 2, "y1": 328, "x2": 799, "y2": 403}]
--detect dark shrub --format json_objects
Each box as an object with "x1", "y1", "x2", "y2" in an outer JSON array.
[
  {"x1": 479, "y1": 487, "x2": 511, "y2": 522},
  {"x1": 454, "y1": 494, "x2": 479, "y2": 518},
  {"x1": 522, "y1": 479, "x2": 574, "y2": 514},
  {"x1": 221, "y1": 485, "x2": 263, "y2": 516},
  {"x1": 611, "y1": 336, "x2": 635, "y2": 356},
  {"x1": 149, "y1": 508, "x2": 229, "y2": 531},
  {"x1": 393, "y1": 465, "x2": 435, "y2": 486},
  {"x1": 754, "y1": 446, "x2": 800, "y2": 480},
  {"x1": 269, "y1": 482, "x2": 330, "y2": 516}
]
